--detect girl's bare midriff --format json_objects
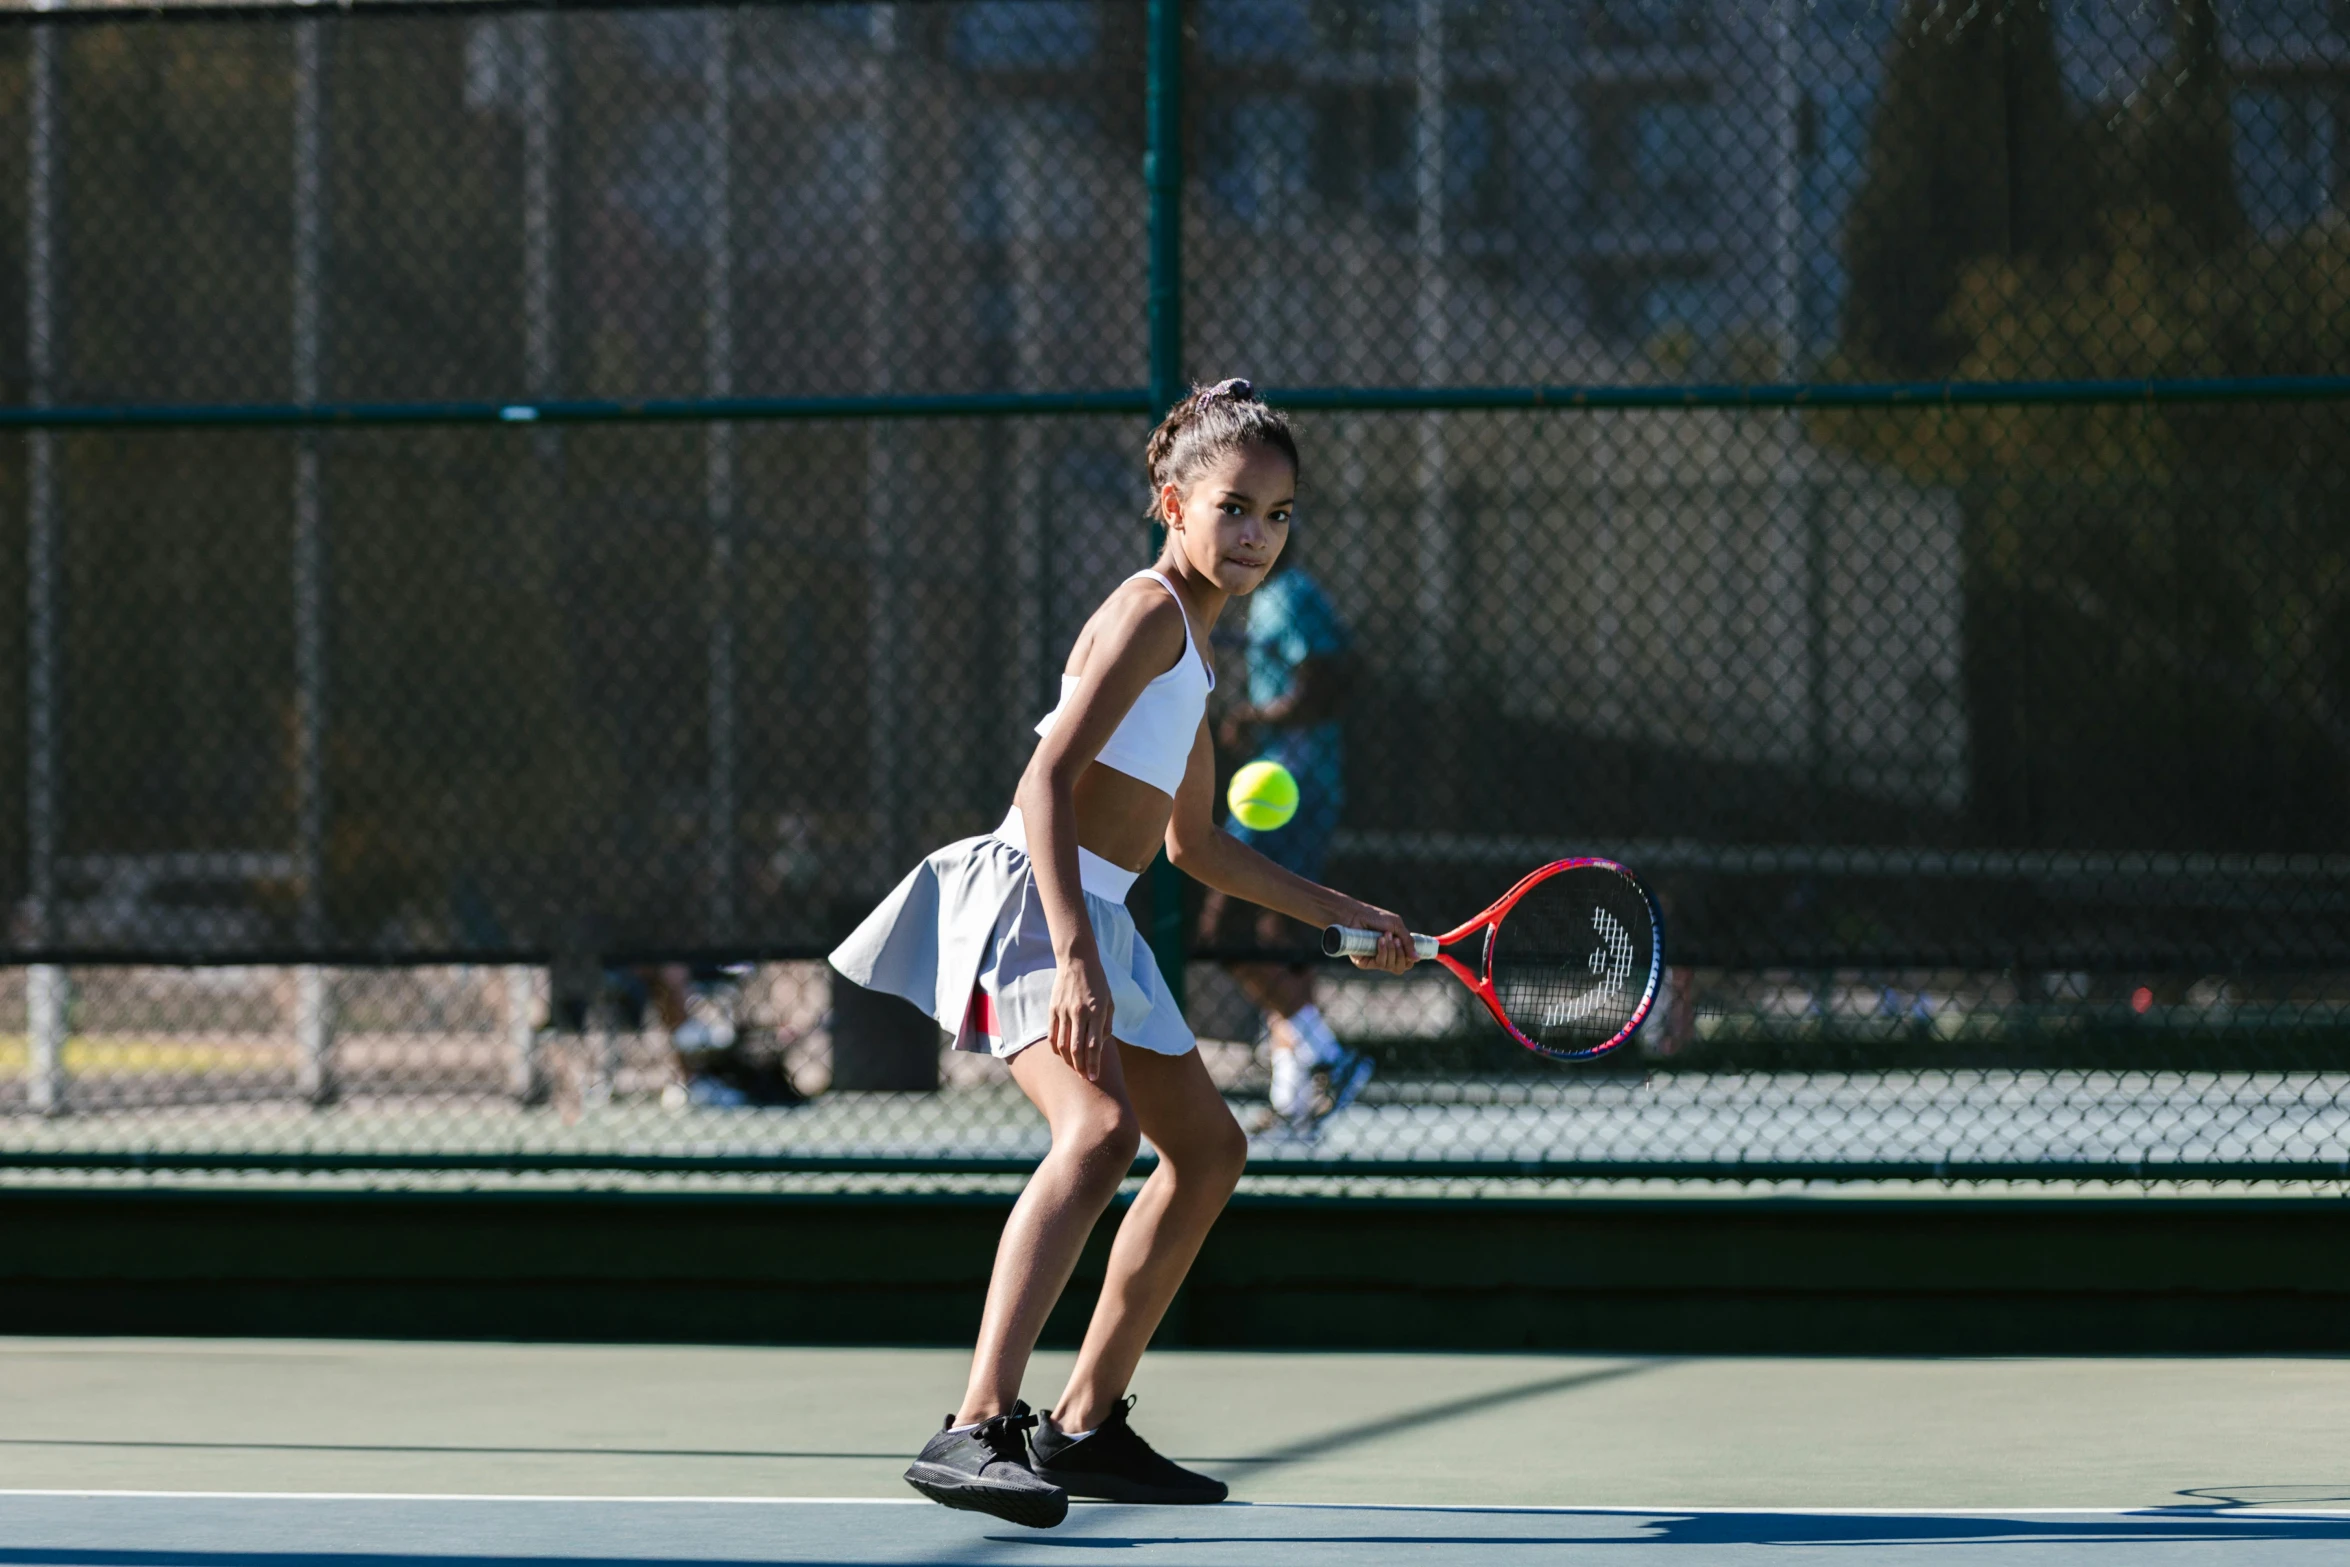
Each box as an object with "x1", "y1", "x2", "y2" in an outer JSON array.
[
  {"x1": 1048, "y1": 585, "x2": 1197, "y2": 874},
  {"x1": 1070, "y1": 759, "x2": 1177, "y2": 873}
]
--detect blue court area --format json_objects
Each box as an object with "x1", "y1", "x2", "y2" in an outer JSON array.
[
  {"x1": 5, "y1": 1493, "x2": 2350, "y2": 1566},
  {"x1": 7, "y1": 1342, "x2": 2350, "y2": 1564}
]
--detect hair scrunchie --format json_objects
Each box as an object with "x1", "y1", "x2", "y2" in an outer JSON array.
[{"x1": 1200, "y1": 377, "x2": 1253, "y2": 404}]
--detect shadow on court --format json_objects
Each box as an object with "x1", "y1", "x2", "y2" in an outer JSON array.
[
  {"x1": 10, "y1": 1502, "x2": 2350, "y2": 1567},
  {"x1": 992, "y1": 1505, "x2": 2350, "y2": 1551},
  {"x1": 2176, "y1": 1485, "x2": 2350, "y2": 1507},
  {"x1": 1197, "y1": 1359, "x2": 1673, "y2": 1470}
]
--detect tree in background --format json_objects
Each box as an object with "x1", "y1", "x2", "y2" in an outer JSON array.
[
  {"x1": 1837, "y1": 0, "x2": 2086, "y2": 381},
  {"x1": 1824, "y1": 0, "x2": 2350, "y2": 857},
  {"x1": 2130, "y1": 0, "x2": 2243, "y2": 257},
  {"x1": 0, "y1": 28, "x2": 615, "y2": 954}
]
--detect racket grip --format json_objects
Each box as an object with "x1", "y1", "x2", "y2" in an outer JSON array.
[{"x1": 1322, "y1": 926, "x2": 1441, "y2": 962}]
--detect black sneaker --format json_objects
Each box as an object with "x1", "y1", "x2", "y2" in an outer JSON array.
[
  {"x1": 1030, "y1": 1396, "x2": 1228, "y2": 1504},
  {"x1": 902, "y1": 1402, "x2": 1068, "y2": 1528}
]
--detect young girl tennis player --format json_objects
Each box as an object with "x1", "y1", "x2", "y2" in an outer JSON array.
[{"x1": 830, "y1": 379, "x2": 1413, "y2": 1528}]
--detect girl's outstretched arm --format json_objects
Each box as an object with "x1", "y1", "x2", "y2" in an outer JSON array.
[
  {"x1": 1164, "y1": 721, "x2": 1414, "y2": 975},
  {"x1": 1012, "y1": 588, "x2": 1192, "y2": 1080}
]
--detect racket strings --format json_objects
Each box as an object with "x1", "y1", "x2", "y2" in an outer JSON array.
[{"x1": 1489, "y1": 871, "x2": 1659, "y2": 1049}]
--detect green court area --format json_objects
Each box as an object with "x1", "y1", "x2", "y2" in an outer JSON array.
[
  {"x1": 8, "y1": 1339, "x2": 2350, "y2": 1563},
  {"x1": 6, "y1": 1338, "x2": 2348, "y2": 1511}
]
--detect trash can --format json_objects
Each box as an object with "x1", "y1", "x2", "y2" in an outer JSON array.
[{"x1": 828, "y1": 970, "x2": 942, "y2": 1092}]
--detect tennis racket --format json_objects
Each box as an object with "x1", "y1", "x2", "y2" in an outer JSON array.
[{"x1": 1324, "y1": 860, "x2": 1663, "y2": 1061}]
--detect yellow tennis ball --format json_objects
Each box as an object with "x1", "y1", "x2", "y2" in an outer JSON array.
[{"x1": 1227, "y1": 759, "x2": 1299, "y2": 832}]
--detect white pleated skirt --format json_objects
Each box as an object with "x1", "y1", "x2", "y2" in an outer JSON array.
[{"x1": 827, "y1": 809, "x2": 1196, "y2": 1061}]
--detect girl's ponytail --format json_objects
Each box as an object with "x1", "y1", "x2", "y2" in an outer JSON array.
[{"x1": 1143, "y1": 377, "x2": 1298, "y2": 522}]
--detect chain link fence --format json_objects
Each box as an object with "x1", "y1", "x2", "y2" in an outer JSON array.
[{"x1": 2, "y1": 0, "x2": 2347, "y2": 1185}]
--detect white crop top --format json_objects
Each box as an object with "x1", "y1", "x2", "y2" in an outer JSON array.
[{"x1": 1032, "y1": 570, "x2": 1214, "y2": 797}]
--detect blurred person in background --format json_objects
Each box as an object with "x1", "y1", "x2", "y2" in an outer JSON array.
[
  {"x1": 550, "y1": 962, "x2": 799, "y2": 1107},
  {"x1": 1197, "y1": 548, "x2": 1371, "y2": 1137}
]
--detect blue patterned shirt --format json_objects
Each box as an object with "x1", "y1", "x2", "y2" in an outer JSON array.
[{"x1": 1244, "y1": 566, "x2": 1349, "y2": 811}]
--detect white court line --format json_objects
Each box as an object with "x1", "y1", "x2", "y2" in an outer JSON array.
[
  {"x1": 1270, "y1": 1500, "x2": 2350, "y2": 1518},
  {"x1": 2, "y1": 1489, "x2": 2346, "y2": 1518},
  {"x1": 0, "y1": 1490, "x2": 924, "y2": 1506}
]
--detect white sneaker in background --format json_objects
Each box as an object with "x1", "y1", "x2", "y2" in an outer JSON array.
[{"x1": 1267, "y1": 1041, "x2": 1312, "y2": 1123}]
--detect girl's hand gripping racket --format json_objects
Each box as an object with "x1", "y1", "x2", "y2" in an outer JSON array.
[{"x1": 1324, "y1": 860, "x2": 1664, "y2": 1060}]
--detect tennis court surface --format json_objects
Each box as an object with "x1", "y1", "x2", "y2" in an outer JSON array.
[{"x1": 7, "y1": 1340, "x2": 2348, "y2": 1564}]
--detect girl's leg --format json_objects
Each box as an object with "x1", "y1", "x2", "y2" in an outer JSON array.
[
  {"x1": 955, "y1": 1040, "x2": 1142, "y2": 1426},
  {"x1": 1052, "y1": 1043, "x2": 1247, "y2": 1432}
]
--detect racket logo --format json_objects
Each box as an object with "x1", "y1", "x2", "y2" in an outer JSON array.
[
  {"x1": 1325, "y1": 856, "x2": 1663, "y2": 1061},
  {"x1": 1536, "y1": 906, "x2": 1635, "y2": 1030}
]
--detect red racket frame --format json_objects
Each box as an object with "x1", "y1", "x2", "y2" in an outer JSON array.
[{"x1": 1416, "y1": 858, "x2": 1665, "y2": 1062}]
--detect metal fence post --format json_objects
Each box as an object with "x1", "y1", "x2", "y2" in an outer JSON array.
[
  {"x1": 1411, "y1": 0, "x2": 1456, "y2": 823},
  {"x1": 497, "y1": 17, "x2": 552, "y2": 1111},
  {"x1": 292, "y1": 14, "x2": 334, "y2": 1104},
  {"x1": 704, "y1": 10, "x2": 736, "y2": 945},
  {"x1": 518, "y1": 11, "x2": 576, "y2": 1104},
  {"x1": 862, "y1": 4, "x2": 902, "y2": 892},
  {"x1": 25, "y1": 15, "x2": 63, "y2": 1117},
  {"x1": 502, "y1": 963, "x2": 539, "y2": 1101},
  {"x1": 1009, "y1": 109, "x2": 1047, "y2": 780},
  {"x1": 1768, "y1": 1, "x2": 1815, "y2": 792},
  {"x1": 521, "y1": 14, "x2": 557, "y2": 417},
  {"x1": 25, "y1": 967, "x2": 64, "y2": 1113},
  {"x1": 1144, "y1": 0, "x2": 1186, "y2": 1007}
]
